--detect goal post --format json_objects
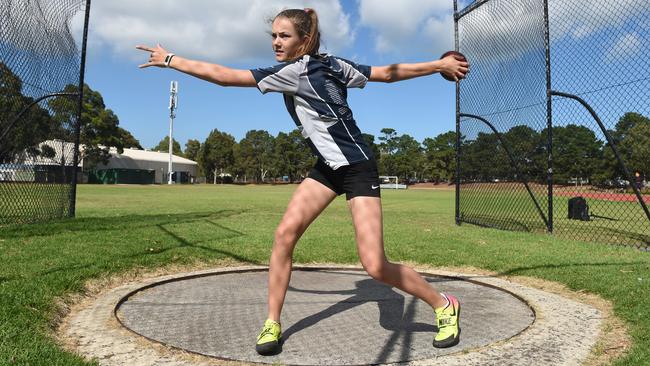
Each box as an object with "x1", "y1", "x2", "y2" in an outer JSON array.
[{"x1": 379, "y1": 176, "x2": 407, "y2": 189}]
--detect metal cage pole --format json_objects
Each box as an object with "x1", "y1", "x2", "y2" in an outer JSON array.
[
  {"x1": 69, "y1": 0, "x2": 92, "y2": 218},
  {"x1": 543, "y1": 0, "x2": 553, "y2": 233},
  {"x1": 454, "y1": 0, "x2": 461, "y2": 225}
]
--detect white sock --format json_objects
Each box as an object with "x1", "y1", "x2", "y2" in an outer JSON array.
[{"x1": 437, "y1": 293, "x2": 450, "y2": 310}]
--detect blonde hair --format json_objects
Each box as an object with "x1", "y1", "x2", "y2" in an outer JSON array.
[{"x1": 274, "y1": 8, "x2": 321, "y2": 58}]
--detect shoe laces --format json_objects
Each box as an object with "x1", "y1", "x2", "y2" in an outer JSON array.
[
  {"x1": 259, "y1": 321, "x2": 280, "y2": 340},
  {"x1": 259, "y1": 326, "x2": 274, "y2": 338}
]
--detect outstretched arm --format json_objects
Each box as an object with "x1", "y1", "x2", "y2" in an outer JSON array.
[
  {"x1": 369, "y1": 54, "x2": 469, "y2": 83},
  {"x1": 136, "y1": 44, "x2": 256, "y2": 87}
]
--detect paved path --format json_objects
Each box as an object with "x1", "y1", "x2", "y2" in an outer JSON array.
[{"x1": 60, "y1": 266, "x2": 603, "y2": 365}]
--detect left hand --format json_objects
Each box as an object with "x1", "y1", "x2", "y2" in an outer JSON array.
[
  {"x1": 135, "y1": 44, "x2": 170, "y2": 68},
  {"x1": 440, "y1": 54, "x2": 470, "y2": 81}
]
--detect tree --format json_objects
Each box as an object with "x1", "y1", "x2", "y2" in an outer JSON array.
[
  {"x1": 48, "y1": 83, "x2": 132, "y2": 168},
  {"x1": 199, "y1": 129, "x2": 235, "y2": 184},
  {"x1": 423, "y1": 131, "x2": 456, "y2": 184},
  {"x1": 184, "y1": 139, "x2": 202, "y2": 178},
  {"x1": 184, "y1": 139, "x2": 201, "y2": 162},
  {"x1": 550, "y1": 124, "x2": 603, "y2": 183},
  {"x1": 378, "y1": 128, "x2": 398, "y2": 155},
  {"x1": 376, "y1": 129, "x2": 423, "y2": 180},
  {"x1": 118, "y1": 128, "x2": 142, "y2": 149},
  {"x1": 619, "y1": 119, "x2": 650, "y2": 179},
  {"x1": 461, "y1": 132, "x2": 508, "y2": 182},
  {"x1": 237, "y1": 130, "x2": 275, "y2": 183},
  {"x1": 152, "y1": 136, "x2": 182, "y2": 156},
  {"x1": 273, "y1": 129, "x2": 314, "y2": 182},
  {"x1": 502, "y1": 125, "x2": 545, "y2": 182},
  {"x1": 0, "y1": 62, "x2": 55, "y2": 163},
  {"x1": 378, "y1": 128, "x2": 398, "y2": 176},
  {"x1": 293, "y1": 130, "x2": 317, "y2": 178},
  {"x1": 608, "y1": 112, "x2": 650, "y2": 181},
  {"x1": 392, "y1": 134, "x2": 423, "y2": 181},
  {"x1": 612, "y1": 112, "x2": 648, "y2": 142},
  {"x1": 595, "y1": 112, "x2": 650, "y2": 182},
  {"x1": 362, "y1": 133, "x2": 381, "y2": 163}
]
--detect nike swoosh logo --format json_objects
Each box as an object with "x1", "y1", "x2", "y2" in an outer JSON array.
[{"x1": 371, "y1": 185, "x2": 379, "y2": 190}]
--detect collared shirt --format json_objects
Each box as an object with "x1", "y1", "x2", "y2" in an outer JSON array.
[{"x1": 251, "y1": 54, "x2": 373, "y2": 169}]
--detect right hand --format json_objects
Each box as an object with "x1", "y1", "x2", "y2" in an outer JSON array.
[
  {"x1": 440, "y1": 54, "x2": 470, "y2": 81},
  {"x1": 136, "y1": 44, "x2": 170, "y2": 68}
]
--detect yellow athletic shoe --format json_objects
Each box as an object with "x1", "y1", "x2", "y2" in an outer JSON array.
[
  {"x1": 256, "y1": 319, "x2": 282, "y2": 355},
  {"x1": 433, "y1": 294, "x2": 461, "y2": 348}
]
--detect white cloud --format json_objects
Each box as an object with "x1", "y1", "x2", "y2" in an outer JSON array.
[
  {"x1": 358, "y1": 0, "x2": 455, "y2": 55},
  {"x1": 450, "y1": 0, "x2": 649, "y2": 63},
  {"x1": 0, "y1": 0, "x2": 84, "y2": 56},
  {"x1": 78, "y1": 0, "x2": 353, "y2": 64},
  {"x1": 604, "y1": 32, "x2": 642, "y2": 63},
  {"x1": 457, "y1": 0, "x2": 543, "y2": 62},
  {"x1": 550, "y1": 0, "x2": 649, "y2": 40},
  {"x1": 352, "y1": 0, "x2": 603, "y2": 61}
]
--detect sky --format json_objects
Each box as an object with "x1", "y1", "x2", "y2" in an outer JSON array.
[
  {"x1": 74, "y1": 0, "x2": 466, "y2": 151},
  {"x1": 40, "y1": 0, "x2": 646, "y2": 152}
]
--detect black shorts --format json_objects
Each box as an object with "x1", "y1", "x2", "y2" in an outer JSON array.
[{"x1": 308, "y1": 159, "x2": 381, "y2": 200}]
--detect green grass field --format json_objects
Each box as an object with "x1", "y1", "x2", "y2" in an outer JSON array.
[{"x1": 1, "y1": 184, "x2": 650, "y2": 365}]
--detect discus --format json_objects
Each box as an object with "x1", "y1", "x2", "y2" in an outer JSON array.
[{"x1": 440, "y1": 51, "x2": 468, "y2": 82}]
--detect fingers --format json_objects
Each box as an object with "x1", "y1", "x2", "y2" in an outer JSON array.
[
  {"x1": 445, "y1": 69, "x2": 468, "y2": 81},
  {"x1": 448, "y1": 55, "x2": 469, "y2": 66},
  {"x1": 139, "y1": 59, "x2": 164, "y2": 69},
  {"x1": 135, "y1": 45, "x2": 154, "y2": 52},
  {"x1": 456, "y1": 62, "x2": 470, "y2": 79},
  {"x1": 135, "y1": 44, "x2": 166, "y2": 52},
  {"x1": 136, "y1": 44, "x2": 169, "y2": 69}
]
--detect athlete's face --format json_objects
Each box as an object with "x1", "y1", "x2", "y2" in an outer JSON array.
[{"x1": 271, "y1": 17, "x2": 307, "y2": 62}]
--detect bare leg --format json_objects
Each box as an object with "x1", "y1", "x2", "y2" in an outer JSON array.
[
  {"x1": 267, "y1": 178, "x2": 337, "y2": 322},
  {"x1": 348, "y1": 196, "x2": 447, "y2": 309}
]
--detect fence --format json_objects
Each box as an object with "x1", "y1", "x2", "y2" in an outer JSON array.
[
  {"x1": 455, "y1": 0, "x2": 650, "y2": 248},
  {"x1": 0, "y1": 0, "x2": 91, "y2": 225}
]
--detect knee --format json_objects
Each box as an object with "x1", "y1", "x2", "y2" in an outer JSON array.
[
  {"x1": 362, "y1": 257, "x2": 390, "y2": 282},
  {"x1": 274, "y1": 221, "x2": 301, "y2": 248}
]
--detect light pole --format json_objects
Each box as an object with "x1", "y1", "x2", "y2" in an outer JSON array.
[{"x1": 168, "y1": 81, "x2": 178, "y2": 185}]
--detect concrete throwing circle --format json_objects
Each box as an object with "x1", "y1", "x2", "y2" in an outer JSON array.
[{"x1": 114, "y1": 267, "x2": 534, "y2": 365}]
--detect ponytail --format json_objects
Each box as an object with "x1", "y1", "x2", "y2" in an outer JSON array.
[
  {"x1": 301, "y1": 8, "x2": 320, "y2": 56},
  {"x1": 274, "y1": 8, "x2": 321, "y2": 58}
]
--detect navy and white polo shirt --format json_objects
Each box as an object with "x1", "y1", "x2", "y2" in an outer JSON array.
[{"x1": 250, "y1": 54, "x2": 374, "y2": 170}]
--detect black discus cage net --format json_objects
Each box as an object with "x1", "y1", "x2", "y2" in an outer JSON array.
[
  {"x1": 0, "y1": 0, "x2": 91, "y2": 225},
  {"x1": 454, "y1": 0, "x2": 650, "y2": 248}
]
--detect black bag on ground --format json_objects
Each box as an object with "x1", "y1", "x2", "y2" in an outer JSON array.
[{"x1": 568, "y1": 196, "x2": 590, "y2": 221}]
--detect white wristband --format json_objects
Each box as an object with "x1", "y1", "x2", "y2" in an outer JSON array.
[{"x1": 164, "y1": 53, "x2": 175, "y2": 68}]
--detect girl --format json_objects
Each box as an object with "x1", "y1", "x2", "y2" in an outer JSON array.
[{"x1": 137, "y1": 7, "x2": 468, "y2": 355}]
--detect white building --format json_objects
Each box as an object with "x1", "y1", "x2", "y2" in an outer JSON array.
[
  {"x1": 1, "y1": 139, "x2": 80, "y2": 183},
  {"x1": 91, "y1": 147, "x2": 198, "y2": 184},
  {"x1": 2, "y1": 140, "x2": 197, "y2": 184}
]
